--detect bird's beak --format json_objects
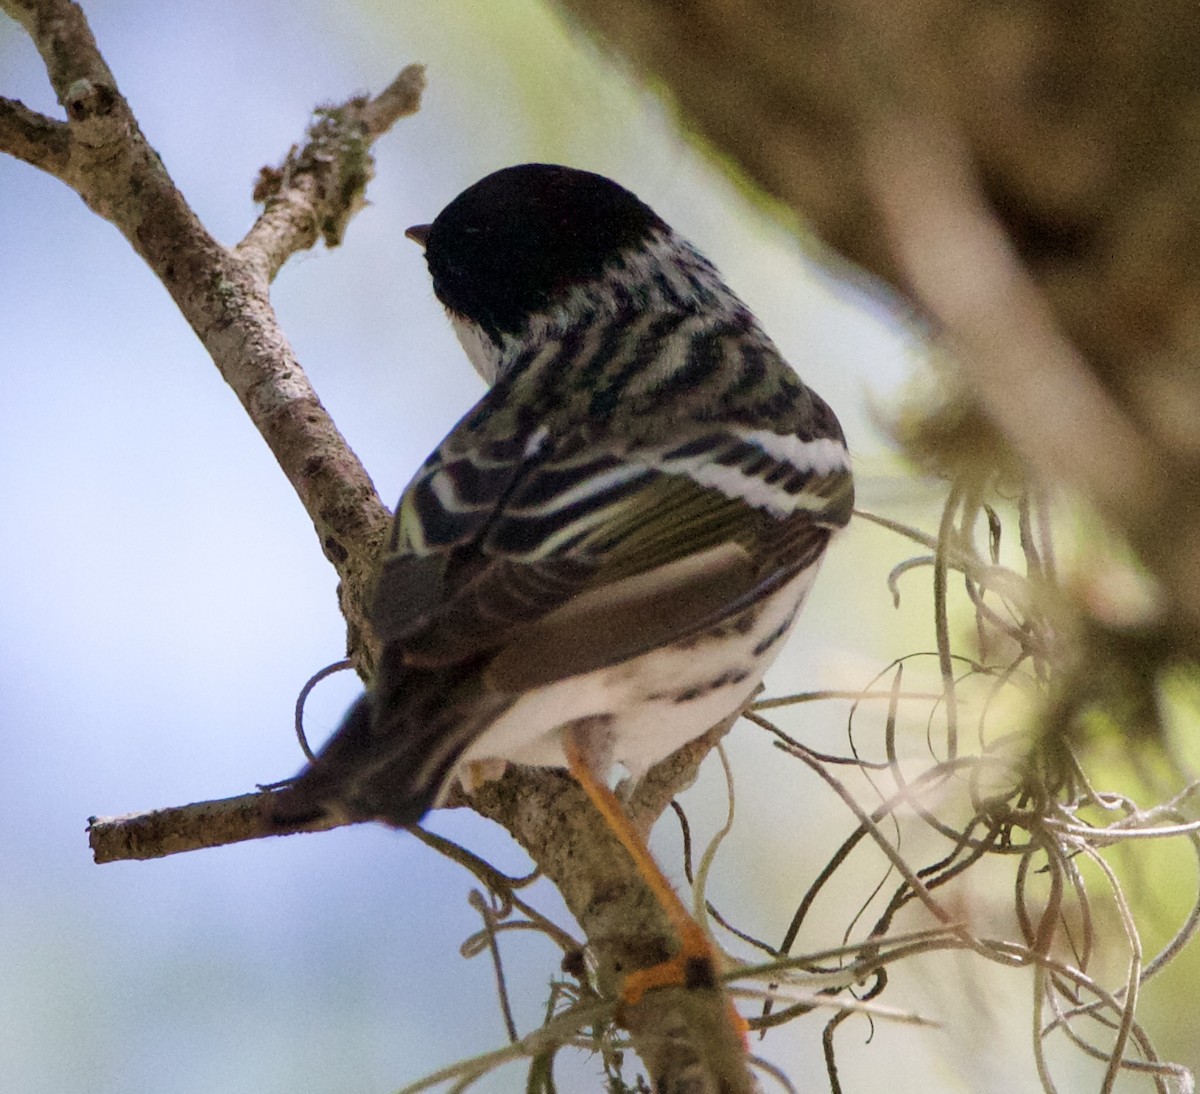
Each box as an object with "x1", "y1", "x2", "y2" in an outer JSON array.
[{"x1": 405, "y1": 224, "x2": 432, "y2": 248}]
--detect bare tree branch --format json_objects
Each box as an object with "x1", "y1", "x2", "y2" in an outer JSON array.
[
  {"x1": 461, "y1": 716, "x2": 754, "y2": 1094},
  {"x1": 87, "y1": 792, "x2": 343, "y2": 864},
  {"x1": 5, "y1": 2, "x2": 756, "y2": 1086},
  {"x1": 358, "y1": 66, "x2": 429, "y2": 139},
  {"x1": 0, "y1": 96, "x2": 69, "y2": 173},
  {"x1": 85, "y1": 713, "x2": 734, "y2": 865},
  {"x1": 238, "y1": 65, "x2": 426, "y2": 282},
  {"x1": 1, "y1": 0, "x2": 399, "y2": 668},
  {"x1": 86, "y1": 717, "x2": 751, "y2": 1090}
]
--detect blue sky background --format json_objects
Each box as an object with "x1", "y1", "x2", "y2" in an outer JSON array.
[{"x1": 6, "y1": 3, "x2": 1188, "y2": 1092}]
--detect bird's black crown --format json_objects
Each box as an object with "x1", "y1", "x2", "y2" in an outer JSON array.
[{"x1": 421, "y1": 164, "x2": 668, "y2": 342}]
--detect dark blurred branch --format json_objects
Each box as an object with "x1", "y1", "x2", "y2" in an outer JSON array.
[
  {"x1": 860, "y1": 114, "x2": 1163, "y2": 522},
  {"x1": 551, "y1": 0, "x2": 1200, "y2": 645}
]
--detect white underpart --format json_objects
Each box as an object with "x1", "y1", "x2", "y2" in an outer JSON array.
[{"x1": 455, "y1": 563, "x2": 823, "y2": 782}]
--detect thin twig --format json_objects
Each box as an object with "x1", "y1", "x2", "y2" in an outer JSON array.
[
  {"x1": 293, "y1": 659, "x2": 354, "y2": 761},
  {"x1": 468, "y1": 889, "x2": 520, "y2": 1044}
]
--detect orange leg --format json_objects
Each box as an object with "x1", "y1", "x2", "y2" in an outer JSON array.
[{"x1": 563, "y1": 731, "x2": 720, "y2": 1006}]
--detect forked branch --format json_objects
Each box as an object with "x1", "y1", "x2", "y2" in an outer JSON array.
[{"x1": 3, "y1": 1, "x2": 754, "y2": 1088}]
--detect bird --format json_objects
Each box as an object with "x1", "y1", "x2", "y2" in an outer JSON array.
[{"x1": 269, "y1": 163, "x2": 854, "y2": 999}]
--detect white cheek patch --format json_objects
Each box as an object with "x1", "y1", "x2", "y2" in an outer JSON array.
[{"x1": 449, "y1": 313, "x2": 502, "y2": 384}]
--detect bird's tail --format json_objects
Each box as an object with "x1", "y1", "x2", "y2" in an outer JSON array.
[
  {"x1": 264, "y1": 693, "x2": 381, "y2": 829},
  {"x1": 264, "y1": 659, "x2": 499, "y2": 831}
]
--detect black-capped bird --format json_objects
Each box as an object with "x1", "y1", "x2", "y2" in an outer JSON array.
[{"x1": 270, "y1": 163, "x2": 853, "y2": 998}]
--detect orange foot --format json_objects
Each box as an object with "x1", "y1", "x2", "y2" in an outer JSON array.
[
  {"x1": 620, "y1": 920, "x2": 749, "y2": 1043},
  {"x1": 621, "y1": 919, "x2": 719, "y2": 1006}
]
